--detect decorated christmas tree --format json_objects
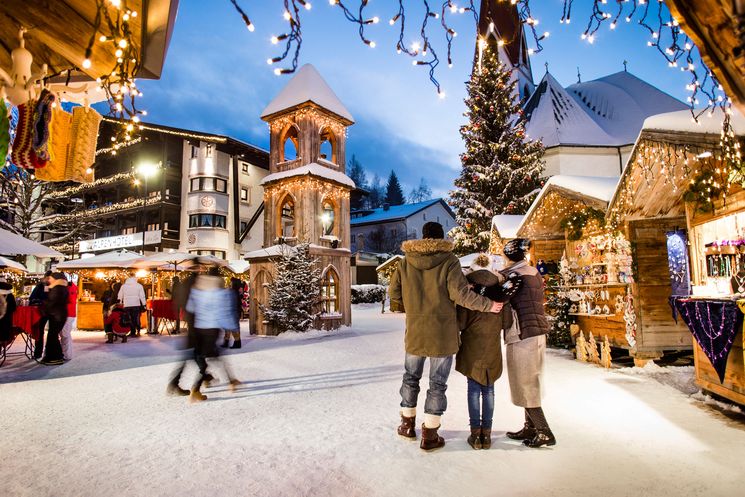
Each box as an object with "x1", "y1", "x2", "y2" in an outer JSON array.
[
  {"x1": 449, "y1": 46, "x2": 545, "y2": 255},
  {"x1": 261, "y1": 243, "x2": 322, "y2": 333}
]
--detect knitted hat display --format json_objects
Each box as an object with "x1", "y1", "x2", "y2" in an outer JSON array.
[
  {"x1": 35, "y1": 106, "x2": 72, "y2": 182},
  {"x1": 503, "y1": 238, "x2": 531, "y2": 262},
  {"x1": 10, "y1": 101, "x2": 37, "y2": 169},
  {"x1": 0, "y1": 100, "x2": 9, "y2": 163},
  {"x1": 31, "y1": 88, "x2": 55, "y2": 166},
  {"x1": 66, "y1": 106, "x2": 101, "y2": 183}
]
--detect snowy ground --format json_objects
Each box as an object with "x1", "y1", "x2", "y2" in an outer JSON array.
[{"x1": 2, "y1": 305, "x2": 745, "y2": 497}]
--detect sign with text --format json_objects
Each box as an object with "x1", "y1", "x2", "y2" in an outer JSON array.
[{"x1": 79, "y1": 230, "x2": 162, "y2": 253}]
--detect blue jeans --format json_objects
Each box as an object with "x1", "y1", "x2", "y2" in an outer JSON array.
[
  {"x1": 400, "y1": 354, "x2": 453, "y2": 416},
  {"x1": 467, "y1": 378, "x2": 495, "y2": 429}
]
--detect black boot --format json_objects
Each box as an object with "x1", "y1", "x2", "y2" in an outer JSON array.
[
  {"x1": 397, "y1": 414, "x2": 416, "y2": 440},
  {"x1": 105, "y1": 333, "x2": 114, "y2": 344},
  {"x1": 220, "y1": 338, "x2": 230, "y2": 348},
  {"x1": 420, "y1": 424, "x2": 445, "y2": 451},
  {"x1": 467, "y1": 427, "x2": 482, "y2": 450},
  {"x1": 230, "y1": 339, "x2": 242, "y2": 349},
  {"x1": 524, "y1": 428, "x2": 556, "y2": 448},
  {"x1": 507, "y1": 411, "x2": 536, "y2": 441}
]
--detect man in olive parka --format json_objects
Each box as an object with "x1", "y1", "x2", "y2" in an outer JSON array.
[{"x1": 389, "y1": 222, "x2": 503, "y2": 451}]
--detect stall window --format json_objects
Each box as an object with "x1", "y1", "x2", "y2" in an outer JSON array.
[
  {"x1": 189, "y1": 214, "x2": 227, "y2": 228},
  {"x1": 279, "y1": 196, "x2": 295, "y2": 237},
  {"x1": 321, "y1": 199, "x2": 335, "y2": 236},
  {"x1": 321, "y1": 268, "x2": 340, "y2": 314}
]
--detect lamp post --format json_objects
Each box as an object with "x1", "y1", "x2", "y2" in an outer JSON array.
[{"x1": 134, "y1": 162, "x2": 160, "y2": 255}]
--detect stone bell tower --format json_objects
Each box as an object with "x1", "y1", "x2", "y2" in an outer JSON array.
[{"x1": 246, "y1": 64, "x2": 355, "y2": 335}]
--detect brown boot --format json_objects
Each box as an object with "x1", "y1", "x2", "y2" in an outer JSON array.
[
  {"x1": 190, "y1": 389, "x2": 207, "y2": 403},
  {"x1": 420, "y1": 424, "x2": 445, "y2": 451},
  {"x1": 481, "y1": 428, "x2": 492, "y2": 450},
  {"x1": 397, "y1": 414, "x2": 417, "y2": 440},
  {"x1": 467, "y1": 427, "x2": 482, "y2": 450}
]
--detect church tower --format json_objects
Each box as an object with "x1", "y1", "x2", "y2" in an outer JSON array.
[{"x1": 247, "y1": 64, "x2": 354, "y2": 335}]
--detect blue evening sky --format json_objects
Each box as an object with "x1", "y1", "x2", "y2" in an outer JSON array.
[{"x1": 136, "y1": 0, "x2": 692, "y2": 197}]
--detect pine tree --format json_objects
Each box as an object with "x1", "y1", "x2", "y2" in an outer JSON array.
[
  {"x1": 385, "y1": 170, "x2": 405, "y2": 206},
  {"x1": 261, "y1": 243, "x2": 322, "y2": 333},
  {"x1": 449, "y1": 46, "x2": 545, "y2": 255},
  {"x1": 366, "y1": 173, "x2": 385, "y2": 209},
  {"x1": 347, "y1": 154, "x2": 368, "y2": 190}
]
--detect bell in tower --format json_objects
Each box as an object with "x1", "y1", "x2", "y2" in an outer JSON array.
[{"x1": 246, "y1": 64, "x2": 355, "y2": 335}]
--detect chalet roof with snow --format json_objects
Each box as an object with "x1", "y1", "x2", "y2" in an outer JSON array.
[
  {"x1": 261, "y1": 64, "x2": 354, "y2": 123},
  {"x1": 491, "y1": 214, "x2": 524, "y2": 240},
  {"x1": 350, "y1": 199, "x2": 453, "y2": 227},
  {"x1": 524, "y1": 70, "x2": 687, "y2": 148}
]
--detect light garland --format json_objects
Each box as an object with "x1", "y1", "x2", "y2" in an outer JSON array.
[
  {"x1": 522, "y1": 191, "x2": 602, "y2": 238},
  {"x1": 45, "y1": 191, "x2": 163, "y2": 226},
  {"x1": 102, "y1": 117, "x2": 230, "y2": 144},
  {"x1": 264, "y1": 177, "x2": 351, "y2": 200},
  {"x1": 268, "y1": 107, "x2": 347, "y2": 137},
  {"x1": 47, "y1": 172, "x2": 134, "y2": 199}
]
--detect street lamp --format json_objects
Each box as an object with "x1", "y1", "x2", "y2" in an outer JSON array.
[{"x1": 134, "y1": 161, "x2": 161, "y2": 255}]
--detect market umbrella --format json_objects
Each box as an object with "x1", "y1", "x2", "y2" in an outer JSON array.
[
  {"x1": 55, "y1": 249, "x2": 143, "y2": 270},
  {"x1": 0, "y1": 256, "x2": 27, "y2": 273},
  {"x1": 0, "y1": 228, "x2": 65, "y2": 258},
  {"x1": 132, "y1": 252, "x2": 198, "y2": 272}
]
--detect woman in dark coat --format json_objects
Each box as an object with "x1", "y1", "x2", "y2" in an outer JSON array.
[
  {"x1": 0, "y1": 278, "x2": 18, "y2": 342},
  {"x1": 41, "y1": 272, "x2": 68, "y2": 365},
  {"x1": 501, "y1": 238, "x2": 555, "y2": 448}
]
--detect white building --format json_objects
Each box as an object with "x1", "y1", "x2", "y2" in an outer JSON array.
[{"x1": 523, "y1": 70, "x2": 688, "y2": 178}]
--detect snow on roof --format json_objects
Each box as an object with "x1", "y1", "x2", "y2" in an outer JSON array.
[
  {"x1": 524, "y1": 72, "x2": 617, "y2": 147},
  {"x1": 260, "y1": 163, "x2": 356, "y2": 188},
  {"x1": 642, "y1": 107, "x2": 745, "y2": 136},
  {"x1": 245, "y1": 244, "x2": 350, "y2": 260},
  {"x1": 0, "y1": 228, "x2": 65, "y2": 258},
  {"x1": 525, "y1": 71, "x2": 687, "y2": 148},
  {"x1": 55, "y1": 249, "x2": 143, "y2": 270},
  {"x1": 517, "y1": 175, "x2": 619, "y2": 236},
  {"x1": 0, "y1": 256, "x2": 28, "y2": 272},
  {"x1": 491, "y1": 215, "x2": 524, "y2": 239},
  {"x1": 350, "y1": 199, "x2": 450, "y2": 226},
  {"x1": 261, "y1": 64, "x2": 354, "y2": 123}
]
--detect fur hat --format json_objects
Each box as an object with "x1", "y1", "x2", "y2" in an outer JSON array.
[{"x1": 503, "y1": 238, "x2": 531, "y2": 262}]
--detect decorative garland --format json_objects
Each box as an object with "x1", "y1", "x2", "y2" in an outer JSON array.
[
  {"x1": 560, "y1": 207, "x2": 605, "y2": 241},
  {"x1": 683, "y1": 168, "x2": 723, "y2": 213}
]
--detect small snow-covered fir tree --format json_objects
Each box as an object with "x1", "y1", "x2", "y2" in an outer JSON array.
[
  {"x1": 449, "y1": 45, "x2": 545, "y2": 255},
  {"x1": 261, "y1": 243, "x2": 322, "y2": 333}
]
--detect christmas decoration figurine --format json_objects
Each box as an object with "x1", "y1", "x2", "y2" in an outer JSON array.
[
  {"x1": 575, "y1": 331, "x2": 588, "y2": 362},
  {"x1": 448, "y1": 45, "x2": 545, "y2": 255},
  {"x1": 587, "y1": 332, "x2": 600, "y2": 364},
  {"x1": 600, "y1": 335, "x2": 612, "y2": 369}
]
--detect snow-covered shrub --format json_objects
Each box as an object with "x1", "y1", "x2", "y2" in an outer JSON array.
[{"x1": 351, "y1": 284, "x2": 387, "y2": 304}]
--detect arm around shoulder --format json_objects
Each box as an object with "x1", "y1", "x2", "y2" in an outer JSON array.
[{"x1": 446, "y1": 258, "x2": 493, "y2": 312}]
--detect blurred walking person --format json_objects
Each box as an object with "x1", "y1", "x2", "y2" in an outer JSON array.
[
  {"x1": 185, "y1": 264, "x2": 240, "y2": 402},
  {"x1": 0, "y1": 277, "x2": 18, "y2": 343},
  {"x1": 118, "y1": 273, "x2": 146, "y2": 337},
  {"x1": 29, "y1": 270, "x2": 52, "y2": 359},
  {"x1": 221, "y1": 277, "x2": 243, "y2": 349},
  {"x1": 60, "y1": 277, "x2": 78, "y2": 360},
  {"x1": 41, "y1": 272, "x2": 68, "y2": 365},
  {"x1": 167, "y1": 272, "x2": 198, "y2": 396}
]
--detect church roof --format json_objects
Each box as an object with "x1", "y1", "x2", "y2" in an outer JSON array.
[
  {"x1": 350, "y1": 199, "x2": 452, "y2": 226},
  {"x1": 524, "y1": 70, "x2": 687, "y2": 148},
  {"x1": 260, "y1": 64, "x2": 354, "y2": 123}
]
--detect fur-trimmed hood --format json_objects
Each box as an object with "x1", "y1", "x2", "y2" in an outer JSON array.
[{"x1": 401, "y1": 239, "x2": 454, "y2": 271}]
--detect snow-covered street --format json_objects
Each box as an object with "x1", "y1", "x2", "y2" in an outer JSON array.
[{"x1": 2, "y1": 305, "x2": 744, "y2": 497}]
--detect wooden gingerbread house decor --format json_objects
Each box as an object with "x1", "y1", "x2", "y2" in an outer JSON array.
[{"x1": 246, "y1": 64, "x2": 354, "y2": 335}]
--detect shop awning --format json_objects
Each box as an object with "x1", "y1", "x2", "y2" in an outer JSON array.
[
  {"x1": 132, "y1": 251, "x2": 197, "y2": 271},
  {"x1": 0, "y1": 0, "x2": 178, "y2": 87},
  {"x1": 56, "y1": 249, "x2": 142, "y2": 270},
  {"x1": 0, "y1": 256, "x2": 28, "y2": 273},
  {"x1": 0, "y1": 228, "x2": 65, "y2": 258}
]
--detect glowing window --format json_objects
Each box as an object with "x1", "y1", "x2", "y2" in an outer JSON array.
[
  {"x1": 322, "y1": 200, "x2": 335, "y2": 236},
  {"x1": 321, "y1": 268, "x2": 339, "y2": 314}
]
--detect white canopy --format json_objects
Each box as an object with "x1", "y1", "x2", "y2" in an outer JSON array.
[
  {"x1": 0, "y1": 228, "x2": 65, "y2": 258},
  {"x1": 0, "y1": 256, "x2": 28, "y2": 272},
  {"x1": 132, "y1": 252, "x2": 198, "y2": 270},
  {"x1": 226, "y1": 260, "x2": 250, "y2": 274},
  {"x1": 55, "y1": 249, "x2": 143, "y2": 270}
]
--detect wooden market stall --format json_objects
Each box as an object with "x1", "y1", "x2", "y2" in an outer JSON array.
[{"x1": 609, "y1": 108, "x2": 745, "y2": 402}]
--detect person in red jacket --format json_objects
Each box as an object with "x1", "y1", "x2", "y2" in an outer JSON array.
[{"x1": 60, "y1": 279, "x2": 77, "y2": 361}]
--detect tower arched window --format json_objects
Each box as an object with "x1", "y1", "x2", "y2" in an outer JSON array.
[
  {"x1": 321, "y1": 267, "x2": 340, "y2": 314},
  {"x1": 280, "y1": 125, "x2": 299, "y2": 162},
  {"x1": 279, "y1": 196, "x2": 296, "y2": 238},
  {"x1": 321, "y1": 198, "x2": 336, "y2": 237},
  {"x1": 319, "y1": 127, "x2": 336, "y2": 164}
]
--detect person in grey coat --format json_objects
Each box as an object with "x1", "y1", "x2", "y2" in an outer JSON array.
[{"x1": 500, "y1": 238, "x2": 556, "y2": 448}]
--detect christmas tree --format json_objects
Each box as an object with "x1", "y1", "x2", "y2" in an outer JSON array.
[
  {"x1": 261, "y1": 243, "x2": 322, "y2": 333},
  {"x1": 385, "y1": 170, "x2": 405, "y2": 206},
  {"x1": 449, "y1": 45, "x2": 545, "y2": 255}
]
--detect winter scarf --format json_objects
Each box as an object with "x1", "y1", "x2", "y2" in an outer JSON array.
[
  {"x1": 32, "y1": 88, "x2": 55, "y2": 164},
  {"x1": 0, "y1": 99, "x2": 9, "y2": 163}
]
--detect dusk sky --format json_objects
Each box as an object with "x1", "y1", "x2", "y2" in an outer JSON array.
[{"x1": 135, "y1": 0, "x2": 694, "y2": 198}]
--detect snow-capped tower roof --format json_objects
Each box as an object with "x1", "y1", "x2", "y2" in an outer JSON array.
[
  {"x1": 524, "y1": 70, "x2": 687, "y2": 148},
  {"x1": 261, "y1": 64, "x2": 354, "y2": 123},
  {"x1": 566, "y1": 71, "x2": 687, "y2": 145},
  {"x1": 523, "y1": 72, "x2": 616, "y2": 148}
]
